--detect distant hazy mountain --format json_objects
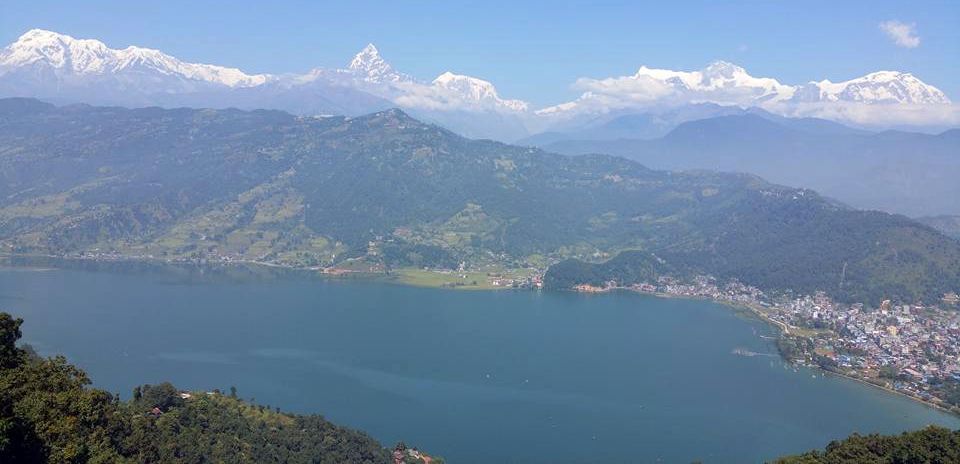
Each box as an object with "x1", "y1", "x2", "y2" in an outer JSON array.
[
  {"x1": 545, "y1": 115, "x2": 960, "y2": 217},
  {"x1": 1, "y1": 98, "x2": 958, "y2": 304},
  {"x1": 1, "y1": 29, "x2": 956, "y2": 141},
  {"x1": 518, "y1": 103, "x2": 872, "y2": 145},
  {"x1": 917, "y1": 215, "x2": 960, "y2": 239}
]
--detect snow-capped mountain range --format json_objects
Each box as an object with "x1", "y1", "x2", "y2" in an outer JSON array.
[
  {"x1": 0, "y1": 29, "x2": 955, "y2": 140},
  {"x1": 793, "y1": 71, "x2": 949, "y2": 104},
  {"x1": 539, "y1": 61, "x2": 949, "y2": 118},
  {"x1": 1, "y1": 29, "x2": 270, "y2": 88}
]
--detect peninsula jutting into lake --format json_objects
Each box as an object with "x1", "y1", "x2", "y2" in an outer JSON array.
[{"x1": 2, "y1": 2, "x2": 960, "y2": 462}]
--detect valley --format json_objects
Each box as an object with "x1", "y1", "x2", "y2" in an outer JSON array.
[{"x1": 2, "y1": 6, "x2": 960, "y2": 462}]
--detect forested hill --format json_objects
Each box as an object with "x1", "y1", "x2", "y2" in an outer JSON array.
[
  {"x1": 772, "y1": 426, "x2": 959, "y2": 463},
  {"x1": 0, "y1": 312, "x2": 432, "y2": 464},
  {"x1": 1, "y1": 98, "x2": 959, "y2": 303}
]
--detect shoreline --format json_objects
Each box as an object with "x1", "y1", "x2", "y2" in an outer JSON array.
[
  {"x1": 2, "y1": 252, "x2": 957, "y2": 417},
  {"x1": 638, "y1": 289, "x2": 959, "y2": 418}
]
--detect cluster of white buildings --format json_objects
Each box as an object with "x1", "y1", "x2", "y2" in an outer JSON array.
[{"x1": 775, "y1": 293, "x2": 960, "y2": 399}]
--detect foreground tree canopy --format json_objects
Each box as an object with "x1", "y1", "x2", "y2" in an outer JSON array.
[{"x1": 773, "y1": 426, "x2": 960, "y2": 463}]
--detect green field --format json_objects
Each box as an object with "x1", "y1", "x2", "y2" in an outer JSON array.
[{"x1": 390, "y1": 267, "x2": 535, "y2": 290}]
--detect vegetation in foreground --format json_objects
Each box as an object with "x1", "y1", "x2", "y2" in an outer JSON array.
[
  {"x1": 0, "y1": 312, "x2": 437, "y2": 464},
  {"x1": 772, "y1": 426, "x2": 960, "y2": 463}
]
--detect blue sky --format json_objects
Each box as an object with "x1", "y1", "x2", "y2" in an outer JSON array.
[{"x1": 2, "y1": 0, "x2": 958, "y2": 107}]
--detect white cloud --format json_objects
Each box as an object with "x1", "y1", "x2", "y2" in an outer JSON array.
[
  {"x1": 772, "y1": 101, "x2": 959, "y2": 128},
  {"x1": 879, "y1": 20, "x2": 920, "y2": 48},
  {"x1": 573, "y1": 75, "x2": 677, "y2": 104}
]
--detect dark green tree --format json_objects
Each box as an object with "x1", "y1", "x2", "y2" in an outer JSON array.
[{"x1": 0, "y1": 313, "x2": 23, "y2": 369}]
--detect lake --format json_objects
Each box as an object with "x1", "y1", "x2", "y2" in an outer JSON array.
[{"x1": 1, "y1": 261, "x2": 957, "y2": 463}]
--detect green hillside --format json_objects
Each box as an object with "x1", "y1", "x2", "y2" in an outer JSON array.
[
  {"x1": 772, "y1": 426, "x2": 959, "y2": 463},
  {"x1": 1, "y1": 99, "x2": 958, "y2": 303}
]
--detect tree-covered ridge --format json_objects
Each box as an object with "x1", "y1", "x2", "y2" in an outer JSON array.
[
  {"x1": 544, "y1": 201, "x2": 960, "y2": 305},
  {"x1": 1, "y1": 98, "x2": 958, "y2": 303},
  {"x1": 772, "y1": 426, "x2": 960, "y2": 463},
  {"x1": 917, "y1": 215, "x2": 960, "y2": 240},
  {"x1": 0, "y1": 312, "x2": 433, "y2": 464}
]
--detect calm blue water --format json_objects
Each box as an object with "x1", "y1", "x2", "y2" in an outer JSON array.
[{"x1": 1, "y1": 262, "x2": 957, "y2": 463}]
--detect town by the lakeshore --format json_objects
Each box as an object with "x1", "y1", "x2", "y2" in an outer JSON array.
[{"x1": 574, "y1": 275, "x2": 960, "y2": 415}]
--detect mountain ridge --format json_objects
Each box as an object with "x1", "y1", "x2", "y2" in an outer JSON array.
[
  {"x1": 544, "y1": 113, "x2": 960, "y2": 217},
  {"x1": 1, "y1": 29, "x2": 955, "y2": 141},
  {"x1": 0, "y1": 98, "x2": 958, "y2": 304}
]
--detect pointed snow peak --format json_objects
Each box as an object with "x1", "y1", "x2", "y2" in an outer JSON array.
[
  {"x1": 703, "y1": 60, "x2": 745, "y2": 78},
  {"x1": 347, "y1": 43, "x2": 403, "y2": 83},
  {"x1": 347, "y1": 44, "x2": 390, "y2": 72},
  {"x1": 349, "y1": 43, "x2": 381, "y2": 66}
]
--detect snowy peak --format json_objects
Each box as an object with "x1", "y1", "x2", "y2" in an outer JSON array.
[
  {"x1": 431, "y1": 71, "x2": 528, "y2": 111},
  {"x1": 0, "y1": 29, "x2": 269, "y2": 87},
  {"x1": 795, "y1": 71, "x2": 950, "y2": 104},
  {"x1": 433, "y1": 71, "x2": 497, "y2": 98},
  {"x1": 702, "y1": 60, "x2": 745, "y2": 79},
  {"x1": 0, "y1": 29, "x2": 953, "y2": 134},
  {"x1": 630, "y1": 61, "x2": 793, "y2": 101},
  {"x1": 2, "y1": 29, "x2": 112, "y2": 73},
  {"x1": 346, "y1": 43, "x2": 408, "y2": 83},
  {"x1": 541, "y1": 60, "x2": 951, "y2": 120},
  {"x1": 347, "y1": 43, "x2": 385, "y2": 72}
]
